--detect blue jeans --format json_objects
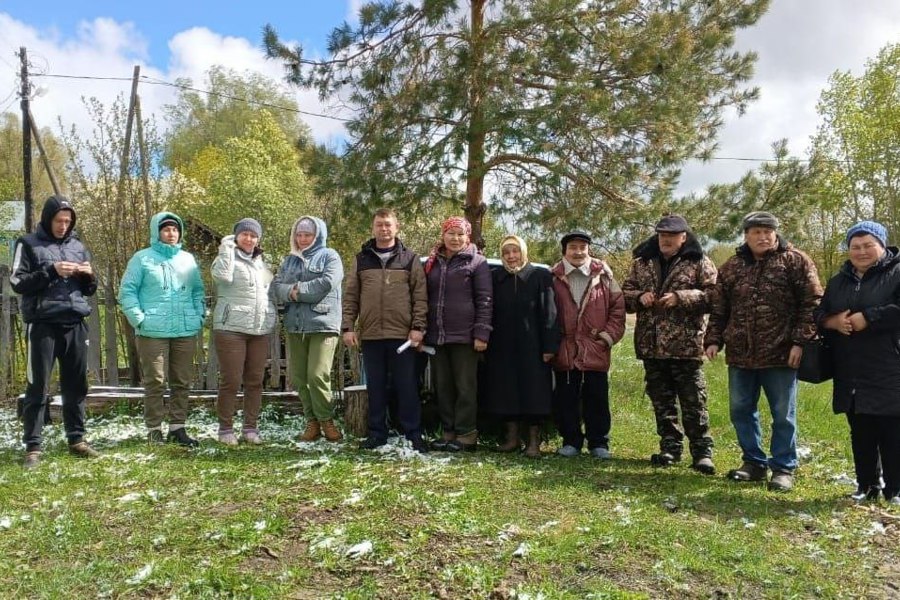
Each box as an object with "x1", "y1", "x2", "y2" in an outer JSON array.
[{"x1": 728, "y1": 366, "x2": 798, "y2": 472}]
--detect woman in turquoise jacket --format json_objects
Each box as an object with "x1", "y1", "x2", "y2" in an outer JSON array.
[
  {"x1": 119, "y1": 212, "x2": 206, "y2": 446},
  {"x1": 270, "y1": 216, "x2": 343, "y2": 443}
]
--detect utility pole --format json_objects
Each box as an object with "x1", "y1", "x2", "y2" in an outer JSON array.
[{"x1": 19, "y1": 47, "x2": 33, "y2": 232}]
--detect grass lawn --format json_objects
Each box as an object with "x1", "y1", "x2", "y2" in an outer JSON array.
[{"x1": 0, "y1": 339, "x2": 898, "y2": 599}]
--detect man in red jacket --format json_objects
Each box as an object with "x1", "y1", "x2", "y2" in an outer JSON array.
[{"x1": 551, "y1": 231, "x2": 626, "y2": 458}]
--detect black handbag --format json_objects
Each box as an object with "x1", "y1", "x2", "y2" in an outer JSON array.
[{"x1": 798, "y1": 338, "x2": 833, "y2": 383}]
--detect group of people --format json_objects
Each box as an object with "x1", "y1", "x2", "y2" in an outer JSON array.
[{"x1": 9, "y1": 196, "x2": 900, "y2": 505}]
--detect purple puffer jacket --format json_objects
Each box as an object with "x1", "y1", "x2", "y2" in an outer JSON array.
[{"x1": 425, "y1": 243, "x2": 493, "y2": 346}]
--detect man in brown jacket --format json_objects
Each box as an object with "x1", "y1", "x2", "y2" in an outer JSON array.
[
  {"x1": 623, "y1": 215, "x2": 717, "y2": 475},
  {"x1": 704, "y1": 211, "x2": 822, "y2": 491},
  {"x1": 342, "y1": 208, "x2": 429, "y2": 452}
]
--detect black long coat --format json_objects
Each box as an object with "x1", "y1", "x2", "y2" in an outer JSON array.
[
  {"x1": 483, "y1": 264, "x2": 561, "y2": 417},
  {"x1": 817, "y1": 248, "x2": 900, "y2": 416}
]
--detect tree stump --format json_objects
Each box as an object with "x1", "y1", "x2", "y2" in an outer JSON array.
[{"x1": 343, "y1": 385, "x2": 368, "y2": 438}]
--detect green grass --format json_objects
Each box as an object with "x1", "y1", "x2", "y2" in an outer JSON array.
[{"x1": 1, "y1": 339, "x2": 898, "y2": 599}]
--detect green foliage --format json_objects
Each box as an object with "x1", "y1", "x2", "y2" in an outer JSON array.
[
  {"x1": 172, "y1": 111, "x2": 313, "y2": 258},
  {"x1": 264, "y1": 0, "x2": 769, "y2": 240},
  {"x1": 810, "y1": 43, "x2": 900, "y2": 259},
  {"x1": 163, "y1": 66, "x2": 313, "y2": 171}
]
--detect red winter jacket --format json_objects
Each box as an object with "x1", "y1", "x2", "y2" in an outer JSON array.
[{"x1": 551, "y1": 258, "x2": 626, "y2": 372}]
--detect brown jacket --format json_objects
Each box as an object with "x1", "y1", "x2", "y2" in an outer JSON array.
[
  {"x1": 704, "y1": 237, "x2": 822, "y2": 369},
  {"x1": 342, "y1": 239, "x2": 428, "y2": 341},
  {"x1": 623, "y1": 234, "x2": 717, "y2": 360}
]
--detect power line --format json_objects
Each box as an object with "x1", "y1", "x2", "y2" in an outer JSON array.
[{"x1": 32, "y1": 71, "x2": 351, "y2": 122}]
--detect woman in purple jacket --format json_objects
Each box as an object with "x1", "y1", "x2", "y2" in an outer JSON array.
[{"x1": 425, "y1": 217, "x2": 493, "y2": 451}]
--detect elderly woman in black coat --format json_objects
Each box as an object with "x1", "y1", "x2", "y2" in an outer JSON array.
[
  {"x1": 483, "y1": 235, "x2": 561, "y2": 457},
  {"x1": 818, "y1": 221, "x2": 900, "y2": 505}
]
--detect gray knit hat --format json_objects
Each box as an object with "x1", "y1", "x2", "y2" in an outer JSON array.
[
  {"x1": 742, "y1": 211, "x2": 779, "y2": 231},
  {"x1": 294, "y1": 217, "x2": 317, "y2": 235},
  {"x1": 233, "y1": 218, "x2": 262, "y2": 239}
]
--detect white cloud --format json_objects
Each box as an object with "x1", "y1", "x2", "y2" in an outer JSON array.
[
  {"x1": 0, "y1": 13, "x2": 347, "y2": 158},
  {"x1": 677, "y1": 0, "x2": 900, "y2": 196}
]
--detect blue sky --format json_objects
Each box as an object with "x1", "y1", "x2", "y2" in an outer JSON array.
[
  {"x1": 1, "y1": 0, "x2": 899, "y2": 197},
  {"x1": 0, "y1": 1, "x2": 348, "y2": 66}
]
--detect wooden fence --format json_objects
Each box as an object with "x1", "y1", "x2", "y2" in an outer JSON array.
[{"x1": 0, "y1": 264, "x2": 363, "y2": 405}]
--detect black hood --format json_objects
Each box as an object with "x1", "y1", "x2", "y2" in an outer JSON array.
[
  {"x1": 632, "y1": 231, "x2": 704, "y2": 261},
  {"x1": 39, "y1": 195, "x2": 77, "y2": 240}
]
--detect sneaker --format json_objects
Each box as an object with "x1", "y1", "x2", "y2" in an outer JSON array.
[
  {"x1": 218, "y1": 432, "x2": 239, "y2": 447},
  {"x1": 727, "y1": 461, "x2": 768, "y2": 482},
  {"x1": 242, "y1": 431, "x2": 263, "y2": 445},
  {"x1": 691, "y1": 456, "x2": 716, "y2": 475},
  {"x1": 651, "y1": 452, "x2": 681, "y2": 467},
  {"x1": 589, "y1": 447, "x2": 612, "y2": 459},
  {"x1": 557, "y1": 445, "x2": 580, "y2": 457},
  {"x1": 23, "y1": 450, "x2": 41, "y2": 470},
  {"x1": 850, "y1": 485, "x2": 882, "y2": 502},
  {"x1": 888, "y1": 496, "x2": 900, "y2": 507},
  {"x1": 768, "y1": 470, "x2": 794, "y2": 492},
  {"x1": 68, "y1": 441, "x2": 100, "y2": 458},
  {"x1": 359, "y1": 437, "x2": 387, "y2": 450},
  {"x1": 167, "y1": 428, "x2": 200, "y2": 448},
  {"x1": 147, "y1": 430, "x2": 164, "y2": 445}
]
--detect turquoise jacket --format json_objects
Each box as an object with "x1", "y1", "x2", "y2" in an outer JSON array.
[
  {"x1": 118, "y1": 212, "x2": 206, "y2": 338},
  {"x1": 270, "y1": 216, "x2": 343, "y2": 334}
]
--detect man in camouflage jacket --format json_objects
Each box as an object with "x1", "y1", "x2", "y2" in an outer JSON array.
[
  {"x1": 623, "y1": 215, "x2": 717, "y2": 474},
  {"x1": 704, "y1": 211, "x2": 822, "y2": 492}
]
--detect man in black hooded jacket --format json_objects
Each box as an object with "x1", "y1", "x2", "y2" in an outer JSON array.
[{"x1": 10, "y1": 195, "x2": 99, "y2": 468}]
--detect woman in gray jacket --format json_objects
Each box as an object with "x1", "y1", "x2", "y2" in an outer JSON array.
[
  {"x1": 270, "y1": 216, "x2": 344, "y2": 442},
  {"x1": 211, "y1": 218, "x2": 277, "y2": 445}
]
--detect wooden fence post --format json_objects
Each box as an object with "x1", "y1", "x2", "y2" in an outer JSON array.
[
  {"x1": 0, "y1": 266, "x2": 11, "y2": 402},
  {"x1": 103, "y1": 279, "x2": 119, "y2": 385},
  {"x1": 206, "y1": 322, "x2": 218, "y2": 390},
  {"x1": 86, "y1": 295, "x2": 102, "y2": 383}
]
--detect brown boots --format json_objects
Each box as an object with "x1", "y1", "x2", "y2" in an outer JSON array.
[
  {"x1": 298, "y1": 419, "x2": 343, "y2": 442},
  {"x1": 497, "y1": 422, "x2": 521, "y2": 452},
  {"x1": 320, "y1": 419, "x2": 344, "y2": 442},
  {"x1": 298, "y1": 419, "x2": 321, "y2": 442},
  {"x1": 524, "y1": 426, "x2": 542, "y2": 458}
]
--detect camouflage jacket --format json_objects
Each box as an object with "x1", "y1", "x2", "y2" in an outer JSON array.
[
  {"x1": 704, "y1": 237, "x2": 822, "y2": 369},
  {"x1": 623, "y1": 234, "x2": 717, "y2": 360}
]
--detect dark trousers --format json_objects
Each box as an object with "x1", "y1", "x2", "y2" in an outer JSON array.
[
  {"x1": 362, "y1": 339, "x2": 422, "y2": 442},
  {"x1": 22, "y1": 321, "x2": 89, "y2": 450},
  {"x1": 847, "y1": 412, "x2": 900, "y2": 498},
  {"x1": 432, "y1": 343, "x2": 479, "y2": 436},
  {"x1": 553, "y1": 369, "x2": 610, "y2": 450},
  {"x1": 644, "y1": 358, "x2": 713, "y2": 458}
]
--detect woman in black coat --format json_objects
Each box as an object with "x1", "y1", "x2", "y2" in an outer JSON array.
[
  {"x1": 818, "y1": 221, "x2": 900, "y2": 505},
  {"x1": 484, "y1": 236, "x2": 561, "y2": 457}
]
